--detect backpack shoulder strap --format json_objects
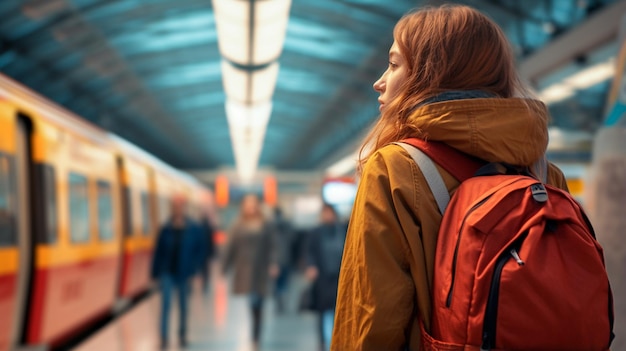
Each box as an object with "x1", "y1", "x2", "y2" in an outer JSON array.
[
  {"x1": 394, "y1": 142, "x2": 450, "y2": 214},
  {"x1": 394, "y1": 139, "x2": 485, "y2": 214},
  {"x1": 400, "y1": 138, "x2": 484, "y2": 182}
]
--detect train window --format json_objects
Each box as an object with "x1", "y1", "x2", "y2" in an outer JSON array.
[
  {"x1": 69, "y1": 173, "x2": 90, "y2": 243},
  {"x1": 34, "y1": 163, "x2": 58, "y2": 243},
  {"x1": 141, "y1": 191, "x2": 151, "y2": 236},
  {"x1": 159, "y1": 196, "x2": 170, "y2": 225},
  {"x1": 0, "y1": 154, "x2": 16, "y2": 246},
  {"x1": 44, "y1": 165, "x2": 58, "y2": 243},
  {"x1": 97, "y1": 181, "x2": 114, "y2": 241}
]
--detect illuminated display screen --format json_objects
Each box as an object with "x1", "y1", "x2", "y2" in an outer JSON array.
[{"x1": 322, "y1": 180, "x2": 357, "y2": 220}]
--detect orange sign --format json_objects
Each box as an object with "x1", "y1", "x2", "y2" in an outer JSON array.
[
  {"x1": 215, "y1": 175, "x2": 229, "y2": 208},
  {"x1": 264, "y1": 176, "x2": 277, "y2": 207}
]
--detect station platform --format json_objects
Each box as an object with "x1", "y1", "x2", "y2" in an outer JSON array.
[{"x1": 73, "y1": 267, "x2": 320, "y2": 351}]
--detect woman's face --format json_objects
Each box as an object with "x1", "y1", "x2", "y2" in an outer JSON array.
[
  {"x1": 320, "y1": 207, "x2": 336, "y2": 224},
  {"x1": 373, "y1": 40, "x2": 409, "y2": 112},
  {"x1": 242, "y1": 195, "x2": 259, "y2": 217}
]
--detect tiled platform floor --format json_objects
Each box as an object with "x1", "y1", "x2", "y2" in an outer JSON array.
[{"x1": 74, "y1": 266, "x2": 321, "y2": 351}]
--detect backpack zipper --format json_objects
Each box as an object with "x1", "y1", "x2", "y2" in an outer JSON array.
[
  {"x1": 480, "y1": 234, "x2": 528, "y2": 351},
  {"x1": 510, "y1": 248, "x2": 524, "y2": 265},
  {"x1": 446, "y1": 178, "x2": 533, "y2": 308},
  {"x1": 446, "y1": 195, "x2": 492, "y2": 307}
]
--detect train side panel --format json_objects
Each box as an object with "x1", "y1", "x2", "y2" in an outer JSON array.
[
  {"x1": 154, "y1": 172, "x2": 175, "y2": 228},
  {"x1": 26, "y1": 116, "x2": 122, "y2": 346},
  {"x1": 0, "y1": 101, "x2": 18, "y2": 351},
  {"x1": 118, "y1": 156, "x2": 155, "y2": 299},
  {"x1": 0, "y1": 74, "x2": 213, "y2": 349}
]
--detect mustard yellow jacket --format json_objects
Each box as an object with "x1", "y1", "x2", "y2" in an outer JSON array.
[{"x1": 331, "y1": 98, "x2": 569, "y2": 351}]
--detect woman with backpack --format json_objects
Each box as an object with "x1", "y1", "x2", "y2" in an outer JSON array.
[{"x1": 331, "y1": 5, "x2": 613, "y2": 351}]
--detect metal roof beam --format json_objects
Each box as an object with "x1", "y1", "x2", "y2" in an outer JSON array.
[
  {"x1": 12, "y1": 0, "x2": 110, "y2": 46},
  {"x1": 124, "y1": 43, "x2": 219, "y2": 62},
  {"x1": 277, "y1": 31, "x2": 391, "y2": 169},
  {"x1": 518, "y1": 0, "x2": 626, "y2": 83},
  {"x1": 150, "y1": 81, "x2": 224, "y2": 95},
  {"x1": 85, "y1": 0, "x2": 210, "y2": 29},
  {"x1": 1, "y1": 28, "x2": 207, "y2": 167},
  {"x1": 0, "y1": 35, "x2": 125, "y2": 123},
  {"x1": 479, "y1": 0, "x2": 547, "y2": 25},
  {"x1": 189, "y1": 169, "x2": 324, "y2": 189}
]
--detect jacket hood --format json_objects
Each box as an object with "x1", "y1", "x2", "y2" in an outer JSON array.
[{"x1": 405, "y1": 98, "x2": 549, "y2": 166}]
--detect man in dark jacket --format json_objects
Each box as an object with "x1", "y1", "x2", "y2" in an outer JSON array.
[
  {"x1": 304, "y1": 204, "x2": 347, "y2": 351},
  {"x1": 151, "y1": 194, "x2": 202, "y2": 350},
  {"x1": 273, "y1": 206, "x2": 294, "y2": 313},
  {"x1": 199, "y1": 214, "x2": 215, "y2": 294}
]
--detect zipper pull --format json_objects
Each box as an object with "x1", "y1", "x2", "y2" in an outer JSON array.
[{"x1": 510, "y1": 248, "x2": 525, "y2": 266}]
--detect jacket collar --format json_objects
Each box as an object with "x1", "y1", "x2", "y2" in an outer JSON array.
[{"x1": 405, "y1": 97, "x2": 549, "y2": 166}]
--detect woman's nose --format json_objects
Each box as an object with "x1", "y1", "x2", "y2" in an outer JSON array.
[{"x1": 373, "y1": 74, "x2": 385, "y2": 93}]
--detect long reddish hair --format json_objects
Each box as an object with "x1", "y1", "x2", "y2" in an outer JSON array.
[{"x1": 359, "y1": 5, "x2": 532, "y2": 170}]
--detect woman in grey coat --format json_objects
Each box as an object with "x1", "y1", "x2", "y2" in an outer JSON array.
[{"x1": 222, "y1": 194, "x2": 278, "y2": 350}]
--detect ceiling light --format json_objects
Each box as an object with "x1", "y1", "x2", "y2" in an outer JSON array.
[
  {"x1": 226, "y1": 100, "x2": 272, "y2": 128},
  {"x1": 213, "y1": 0, "x2": 291, "y2": 66},
  {"x1": 539, "y1": 84, "x2": 574, "y2": 104},
  {"x1": 221, "y1": 60, "x2": 280, "y2": 104},
  {"x1": 548, "y1": 126, "x2": 593, "y2": 150},
  {"x1": 226, "y1": 100, "x2": 272, "y2": 183},
  {"x1": 538, "y1": 56, "x2": 615, "y2": 105},
  {"x1": 563, "y1": 58, "x2": 615, "y2": 88},
  {"x1": 213, "y1": 0, "x2": 292, "y2": 182}
]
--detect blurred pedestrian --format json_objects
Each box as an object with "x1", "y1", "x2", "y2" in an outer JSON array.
[
  {"x1": 199, "y1": 210, "x2": 216, "y2": 294},
  {"x1": 304, "y1": 203, "x2": 346, "y2": 351},
  {"x1": 151, "y1": 194, "x2": 203, "y2": 350},
  {"x1": 222, "y1": 194, "x2": 279, "y2": 351},
  {"x1": 273, "y1": 206, "x2": 294, "y2": 314}
]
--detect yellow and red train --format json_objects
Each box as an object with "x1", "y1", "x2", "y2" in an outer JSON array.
[{"x1": 0, "y1": 74, "x2": 212, "y2": 351}]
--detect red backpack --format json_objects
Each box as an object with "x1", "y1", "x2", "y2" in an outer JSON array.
[{"x1": 397, "y1": 138, "x2": 614, "y2": 351}]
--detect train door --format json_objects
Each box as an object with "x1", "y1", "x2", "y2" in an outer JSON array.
[
  {"x1": 12, "y1": 115, "x2": 31, "y2": 349},
  {"x1": 0, "y1": 104, "x2": 21, "y2": 351}
]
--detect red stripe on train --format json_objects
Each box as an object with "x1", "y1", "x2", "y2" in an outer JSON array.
[
  {"x1": 27, "y1": 269, "x2": 47, "y2": 345},
  {"x1": 0, "y1": 273, "x2": 17, "y2": 351},
  {"x1": 119, "y1": 249, "x2": 153, "y2": 298},
  {"x1": 26, "y1": 255, "x2": 120, "y2": 346}
]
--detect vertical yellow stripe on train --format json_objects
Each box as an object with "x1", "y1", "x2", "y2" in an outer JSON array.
[
  {"x1": 0, "y1": 248, "x2": 18, "y2": 274},
  {"x1": 0, "y1": 102, "x2": 16, "y2": 154}
]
